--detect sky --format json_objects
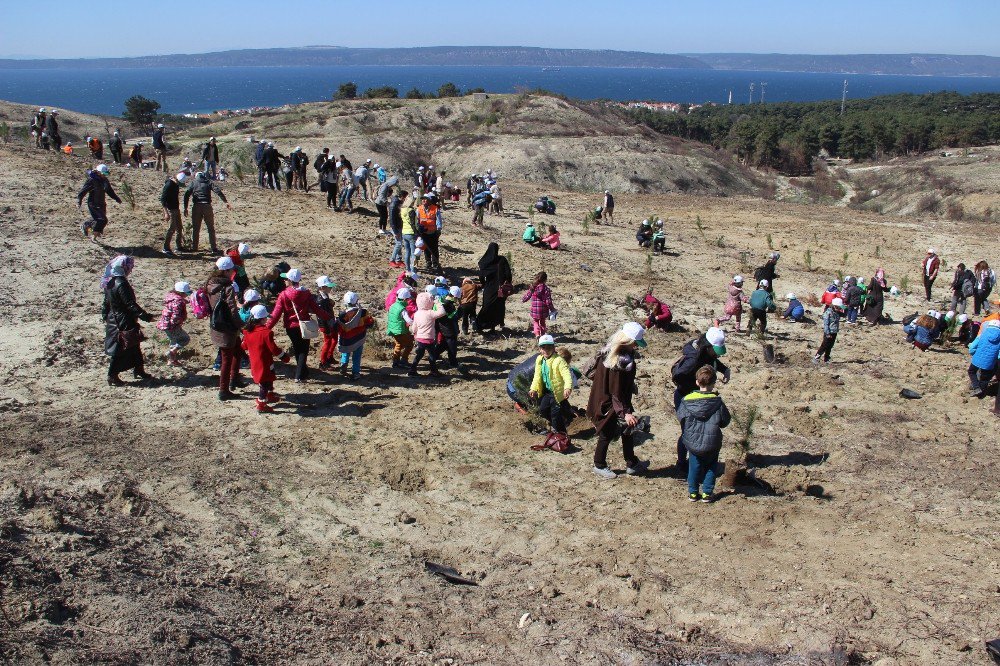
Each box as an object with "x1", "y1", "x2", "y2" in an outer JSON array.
[{"x1": 0, "y1": 0, "x2": 996, "y2": 59}]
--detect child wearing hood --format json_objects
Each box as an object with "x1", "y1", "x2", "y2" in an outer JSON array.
[
  {"x1": 814, "y1": 297, "x2": 844, "y2": 363},
  {"x1": 643, "y1": 292, "x2": 672, "y2": 332},
  {"x1": 337, "y1": 292, "x2": 375, "y2": 379},
  {"x1": 408, "y1": 291, "x2": 445, "y2": 377},
  {"x1": 677, "y1": 366, "x2": 731, "y2": 502},
  {"x1": 459, "y1": 276, "x2": 480, "y2": 335},
  {"x1": 157, "y1": 281, "x2": 192, "y2": 366},
  {"x1": 715, "y1": 275, "x2": 748, "y2": 332},
  {"x1": 387, "y1": 287, "x2": 415, "y2": 368}
]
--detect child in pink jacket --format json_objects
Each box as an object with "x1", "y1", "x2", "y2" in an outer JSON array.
[
  {"x1": 157, "y1": 281, "x2": 192, "y2": 366},
  {"x1": 714, "y1": 275, "x2": 749, "y2": 333},
  {"x1": 408, "y1": 291, "x2": 445, "y2": 377}
]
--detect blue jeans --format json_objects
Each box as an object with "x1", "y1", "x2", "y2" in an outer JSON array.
[
  {"x1": 402, "y1": 234, "x2": 416, "y2": 271},
  {"x1": 390, "y1": 233, "x2": 403, "y2": 262},
  {"x1": 340, "y1": 347, "x2": 363, "y2": 375},
  {"x1": 204, "y1": 160, "x2": 217, "y2": 177},
  {"x1": 846, "y1": 307, "x2": 858, "y2": 323},
  {"x1": 338, "y1": 186, "x2": 356, "y2": 211},
  {"x1": 687, "y1": 450, "x2": 720, "y2": 495}
]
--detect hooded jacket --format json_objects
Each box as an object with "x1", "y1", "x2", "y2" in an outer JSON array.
[
  {"x1": 241, "y1": 324, "x2": 283, "y2": 384},
  {"x1": 268, "y1": 285, "x2": 329, "y2": 331},
  {"x1": 724, "y1": 283, "x2": 746, "y2": 315},
  {"x1": 409, "y1": 292, "x2": 444, "y2": 342},
  {"x1": 822, "y1": 308, "x2": 842, "y2": 335},
  {"x1": 156, "y1": 291, "x2": 188, "y2": 331},
  {"x1": 183, "y1": 173, "x2": 228, "y2": 209},
  {"x1": 969, "y1": 324, "x2": 1000, "y2": 371},
  {"x1": 749, "y1": 288, "x2": 775, "y2": 312},
  {"x1": 672, "y1": 337, "x2": 730, "y2": 397},
  {"x1": 676, "y1": 390, "x2": 731, "y2": 456},
  {"x1": 152, "y1": 128, "x2": 165, "y2": 150}
]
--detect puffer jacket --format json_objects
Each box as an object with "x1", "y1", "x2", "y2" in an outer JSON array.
[
  {"x1": 724, "y1": 283, "x2": 746, "y2": 315},
  {"x1": 409, "y1": 292, "x2": 444, "y2": 342},
  {"x1": 969, "y1": 324, "x2": 1000, "y2": 371},
  {"x1": 822, "y1": 308, "x2": 842, "y2": 336},
  {"x1": 156, "y1": 291, "x2": 187, "y2": 331},
  {"x1": 530, "y1": 353, "x2": 572, "y2": 399},
  {"x1": 676, "y1": 390, "x2": 731, "y2": 456}
]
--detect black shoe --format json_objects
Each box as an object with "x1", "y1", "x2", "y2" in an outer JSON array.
[
  {"x1": 133, "y1": 370, "x2": 154, "y2": 381},
  {"x1": 107, "y1": 375, "x2": 126, "y2": 387},
  {"x1": 340, "y1": 364, "x2": 348, "y2": 375},
  {"x1": 218, "y1": 390, "x2": 235, "y2": 401},
  {"x1": 160, "y1": 247, "x2": 174, "y2": 256},
  {"x1": 230, "y1": 376, "x2": 247, "y2": 389}
]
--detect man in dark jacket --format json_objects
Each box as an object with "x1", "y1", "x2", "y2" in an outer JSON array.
[
  {"x1": 676, "y1": 366, "x2": 731, "y2": 502},
  {"x1": 262, "y1": 142, "x2": 284, "y2": 190},
  {"x1": 754, "y1": 252, "x2": 780, "y2": 295},
  {"x1": 314, "y1": 149, "x2": 329, "y2": 192},
  {"x1": 109, "y1": 131, "x2": 124, "y2": 164},
  {"x1": 202, "y1": 137, "x2": 220, "y2": 178},
  {"x1": 254, "y1": 139, "x2": 267, "y2": 187},
  {"x1": 152, "y1": 123, "x2": 168, "y2": 172},
  {"x1": 672, "y1": 327, "x2": 730, "y2": 470},
  {"x1": 950, "y1": 264, "x2": 975, "y2": 315},
  {"x1": 45, "y1": 110, "x2": 61, "y2": 151},
  {"x1": 183, "y1": 172, "x2": 231, "y2": 254},
  {"x1": 160, "y1": 171, "x2": 188, "y2": 254},
  {"x1": 77, "y1": 164, "x2": 122, "y2": 241}
]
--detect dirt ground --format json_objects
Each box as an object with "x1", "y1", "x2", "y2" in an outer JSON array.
[{"x1": 1, "y1": 134, "x2": 999, "y2": 665}]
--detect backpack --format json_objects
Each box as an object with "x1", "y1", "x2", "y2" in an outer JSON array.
[
  {"x1": 191, "y1": 288, "x2": 211, "y2": 319},
  {"x1": 962, "y1": 275, "x2": 975, "y2": 297},
  {"x1": 531, "y1": 431, "x2": 571, "y2": 454},
  {"x1": 210, "y1": 294, "x2": 237, "y2": 333}
]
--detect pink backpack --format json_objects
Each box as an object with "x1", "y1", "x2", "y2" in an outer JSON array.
[{"x1": 191, "y1": 288, "x2": 211, "y2": 319}]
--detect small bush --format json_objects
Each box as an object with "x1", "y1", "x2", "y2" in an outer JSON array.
[
  {"x1": 945, "y1": 201, "x2": 965, "y2": 221},
  {"x1": 917, "y1": 194, "x2": 940, "y2": 214}
]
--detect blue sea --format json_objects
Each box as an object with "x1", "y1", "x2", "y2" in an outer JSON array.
[{"x1": 3, "y1": 65, "x2": 1000, "y2": 115}]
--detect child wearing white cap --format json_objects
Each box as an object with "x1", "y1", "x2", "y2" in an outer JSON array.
[
  {"x1": 714, "y1": 275, "x2": 748, "y2": 332},
  {"x1": 314, "y1": 276, "x2": 339, "y2": 369},
  {"x1": 387, "y1": 287, "x2": 416, "y2": 368},
  {"x1": 241, "y1": 304, "x2": 292, "y2": 414},
  {"x1": 528, "y1": 334, "x2": 573, "y2": 435},
  {"x1": 337, "y1": 292, "x2": 376, "y2": 379},
  {"x1": 156, "y1": 281, "x2": 193, "y2": 366},
  {"x1": 814, "y1": 297, "x2": 845, "y2": 364}
]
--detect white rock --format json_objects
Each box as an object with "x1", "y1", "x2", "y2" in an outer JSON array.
[{"x1": 518, "y1": 612, "x2": 531, "y2": 629}]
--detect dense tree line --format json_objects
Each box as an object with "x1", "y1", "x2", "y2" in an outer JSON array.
[
  {"x1": 628, "y1": 92, "x2": 1000, "y2": 174},
  {"x1": 333, "y1": 81, "x2": 486, "y2": 101}
]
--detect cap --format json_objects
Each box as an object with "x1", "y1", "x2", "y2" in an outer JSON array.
[
  {"x1": 396, "y1": 287, "x2": 412, "y2": 300},
  {"x1": 655, "y1": 219, "x2": 663, "y2": 227},
  {"x1": 86, "y1": 136, "x2": 91, "y2": 141},
  {"x1": 209, "y1": 136, "x2": 216, "y2": 141},
  {"x1": 831, "y1": 297, "x2": 844, "y2": 308},
  {"x1": 39, "y1": 107, "x2": 45, "y2": 112},
  {"x1": 343, "y1": 291, "x2": 358, "y2": 305},
  {"x1": 621, "y1": 322, "x2": 647, "y2": 348},
  {"x1": 758, "y1": 279, "x2": 769, "y2": 288},
  {"x1": 927, "y1": 248, "x2": 935, "y2": 254},
  {"x1": 642, "y1": 220, "x2": 650, "y2": 226},
  {"x1": 733, "y1": 275, "x2": 744, "y2": 283},
  {"x1": 243, "y1": 289, "x2": 261, "y2": 302},
  {"x1": 176, "y1": 172, "x2": 188, "y2": 182},
  {"x1": 250, "y1": 304, "x2": 269, "y2": 320},
  {"x1": 770, "y1": 252, "x2": 780, "y2": 260},
  {"x1": 449, "y1": 286, "x2": 461, "y2": 298},
  {"x1": 706, "y1": 326, "x2": 726, "y2": 346},
  {"x1": 157, "y1": 123, "x2": 164, "y2": 129},
  {"x1": 424, "y1": 285, "x2": 436, "y2": 294},
  {"x1": 418, "y1": 166, "x2": 425, "y2": 171},
  {"x1": 526, "y1": 221, "x2": 534, "y2": 226},
  {"x1": 174, "y1": 281, "x2": 192, "y2": 294},
  {"x1": 316, "y1": 275, "x2": 336, "y2": 288},
  {"x1": 365, "y1": 158, "x2": 372, "y2": 164},
  {"x1": 538, "y1": 334, "x2": 555, "y2": 346},
  {"x1": 280, "y1": 268, "x2": 302, "y2": 283},
  {"x1": 373, "y1": 163, "x2": 380, "y2": 169},
  {"x1": 434, "y1": 276, "x2": 447, "y2": 285},
  {"x1": 237, "y1": 242, "x2": 251, "y2": 256},
  {"x1": 787, "y1": 292, "x2": 796, "y2": 300},
  {"x1": 832, "y1": 279, "x2": 840, "y2": 286},
  {"x1": 945, "y1": 310, "x2": 955, "y2": 320},
  {"x1": 605, "y1": 190, "x2": 610, "y2": 194},
  {"x1": 294, "y1": 146, "x2": 301, "y2": 152},
  {"x1": 216, "y1": 256, "x2": 235, "y2": 271},
  {"x1": 96, "y1": 164, "x2": 109, "y2": 175},
  {"x1": 958, "y1": 313, "x2": 968, "y2": 323}
]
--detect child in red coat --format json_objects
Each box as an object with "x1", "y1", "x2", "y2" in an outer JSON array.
[{"x1": 241, "y1": 304, "x2": 291, "y2": 413}]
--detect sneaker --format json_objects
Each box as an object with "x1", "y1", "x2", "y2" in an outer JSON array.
[
  {"x1": 626, "y1": 460, "x2": 650, "y2": 476},
  {"x1": 688, "y1": 493, "x2": 699, "y2": 502},
  {"x1": 593, "y1": 466, "x2": 617, "y2": 480},
  {"x1": 699, "y1": 492, "x2": 714, "y2": 503},
  {"x1": 265, "y1": 392, "x2": 281, "y2": 404},
  {"x1": 255, "y1": 399, "x2": 275, "y2": 413},
  {"x1": 407, "y1": 370, "x2": 418, "y2": 377},
  {"x1": 160, "y1": 246, "x2": 174, "y2": 256},
  {"x1": 107, "y1": 375, "x2": 126, "y2": 387},
  {"x1": 970, "y1": 387, "x2": 983, "y2": 397},
  {"x1": 812, "y1": 356, "x2": 820, "y2": 365}
]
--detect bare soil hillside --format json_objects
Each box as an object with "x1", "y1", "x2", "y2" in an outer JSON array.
[{"x1": 1, "y1": 124, "x2": 999, "y2": 665}]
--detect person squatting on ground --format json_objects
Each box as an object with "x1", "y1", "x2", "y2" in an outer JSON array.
[
  {"x1": 183, "y1": 171, "x2": 231, "y2": 254},
  {"x1": 636, "y1": 220, "x2": 653, "y2": 247},
  {"x1": 157, "y1": 281, "x2": 192, "y2": 367},
  {"x1": 814, "y1": 297, "x2": 844, "y2": 363},
  {"x1": 588, "y1": 322, "x2": 650, "y2": 480},
  {"x1": 677, "y1": 365, "x2": 731, "y2": 503},
  {"x1": 242, "y1": 304, "x2": 292, "y2": 414},
  {"x1": 782, "y1": 292, "x2": 805, "y2": 323},
  {"x1": 102, "y1": 257, "x2": 154, "y2": 386},
  {"x1": 643, "y1": 292, "x2": 672, "y2": 332},
  {"x1": 77, "y1": 164, "x2": 121, "y2": 242},
  {"x1": 672, "y1": 326, "x2": 730, "y2": 470},
  {"x1": 522, "y1": 272, "x2": 556, "y2": 337},
  {"x1": 529, "y1": 335, "x2": 573, "y2": 435}
]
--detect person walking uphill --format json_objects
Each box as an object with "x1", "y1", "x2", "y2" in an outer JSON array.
[
  {"x1": 207, "y1": 256, "x2": 245, "y2": 400},
  {"x1": 588, "y1": 322, "x2": 650, "y2": 480},
  {"x1": 677, "y1": 366, "x2": 731, "y2": 503},
  {"x1": 266, "y1": 268, "x2": 332, "y2": 383},
  {"x1": 671, "y1": 326, "x2": 730, "y2": 470},
  {"x1": 183, "y1": 171, "x2": 231, "y2": 255},
  {"x1": 529, "y1": 334, "x2": 573, "y2": 435},
  {"x1": 160, "y1": 171, "x2": 188, "y2": 254},
  {"x1": 102, "y1": 257, "x2": 155, "y2": 386},
  {"x1": 814, "y1": 297, "x2": 844, "y2": 364},
  {"x1": 77, "y1": 164, "x2": 121, "y2": 243},
  {"x1": 922, "y1": 248, "x2": 940, "y2": 301},
  {"x1": 522, "y1": 272, "x2": 555, "y2": 337},
  {"x1": 477, "y1": 242, "x2": 513, "y2": 334}
]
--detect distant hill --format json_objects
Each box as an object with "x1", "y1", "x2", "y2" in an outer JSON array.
[
  {"x1": 0, "y1": 46, "x2": 706, "y2": 70},
  {"x1": 689, "y1": 53, "x2": 1000, "y2": 77}
]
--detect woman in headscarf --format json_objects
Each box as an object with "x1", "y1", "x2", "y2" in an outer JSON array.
[
  {"x1": 101, "y1": 256, "x2": 154, "y2": 386},
  {"x1": 476, "y1": 242, "x2": 512, "y2": 333},
  {"x1": 863, "y1": 268, "x2": 887, "y2": 325},
  {"x1": 587, "y1": 322, "x2": 650, "y2": 480}
]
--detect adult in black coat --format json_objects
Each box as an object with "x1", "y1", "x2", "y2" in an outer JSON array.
[
  {"x1": 102, "y1": 259, "x2": 154, "y2": 385},
  {"x1": 77, "y1": 166, "x2": 122, "y2": 241},
  {"x1": 754, "y1": 252, "x2": 780, "y2": 295},
  {"x1": 476, "y1": 242, "x2": 513, "y2": 333},
  {"x1": 45, "y1": 111, "x2": 61, "y2": 150}
]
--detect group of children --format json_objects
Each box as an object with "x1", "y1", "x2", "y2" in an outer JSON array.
[
  {"x1": 522, "y1": 221, "x2": 561, "y2": 250},
  {"x1": 636, "y1": 219, "x2": 668, "y2": 254}
]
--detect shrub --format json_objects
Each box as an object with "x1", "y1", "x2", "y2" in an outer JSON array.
[
  {"x1": 363, "y1": 86, "x2": 399, "y2": 99},
  {"x1": 333, "y1": 82, "x2": 357, "y2": 100},
  {"x1": 945, "y1": 201, "x2": 965, "y2": 221},
  {"x1": 917, "y1": 194, "x2": 940, "y2": 214}
]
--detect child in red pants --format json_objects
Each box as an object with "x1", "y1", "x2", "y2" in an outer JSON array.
[
  {"x1": 241, "y1": 304, "x2": 291, "y2": 413},
  {"x1": 314, "y1": 275, "x2": 339, "y2": 368}
]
